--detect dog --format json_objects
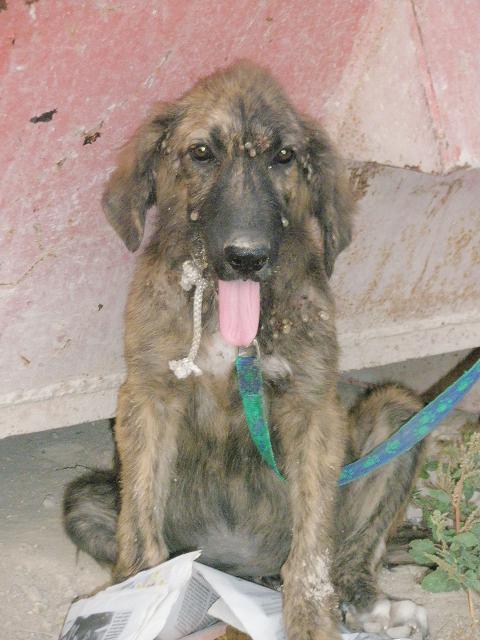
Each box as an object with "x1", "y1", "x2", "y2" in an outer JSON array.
[{"x1": 64, "y1": 62, "x2": 428, "y2": 640}]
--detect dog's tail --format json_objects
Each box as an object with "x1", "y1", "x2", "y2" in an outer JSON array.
[{"x1": 63, "y1": 469, "x2": 118, "y2": 565}]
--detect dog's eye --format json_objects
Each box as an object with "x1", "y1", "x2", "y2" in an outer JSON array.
[
  {"x1": 189, "y1": 144, "x2": 214, "y2": 162},
  {"x1": 274, "y1": 147, "x2": 295, "y2": 164}
]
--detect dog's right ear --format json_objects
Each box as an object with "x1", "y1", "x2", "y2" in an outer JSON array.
[{"x1": 102, "y1": 104, "x2": 176, "y2": 252}]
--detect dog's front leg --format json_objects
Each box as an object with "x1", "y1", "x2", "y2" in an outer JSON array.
[
  {"x1": 113, "y1": 382, "x2": 184, "y2": 581},
  {"x1": 280, "y1": 397, "x2": 345, "y2": 640}
]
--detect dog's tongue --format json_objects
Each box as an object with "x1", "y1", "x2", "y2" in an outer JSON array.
[{"x1": 218, "y1": 280, "x2": 260, "y2": 347}]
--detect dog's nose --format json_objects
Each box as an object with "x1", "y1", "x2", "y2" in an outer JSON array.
[{"x1": 224, "y1": 245, "x2": 269, "y2": 274}]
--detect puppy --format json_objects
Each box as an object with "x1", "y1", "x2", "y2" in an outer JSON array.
[{"x1": 65, "y1": 62, "x2": 426, "y2": 640}]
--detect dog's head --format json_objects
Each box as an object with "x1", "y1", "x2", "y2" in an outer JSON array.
[{"x1": 103, "y1": 62, "x2": 353, "y2": 282}]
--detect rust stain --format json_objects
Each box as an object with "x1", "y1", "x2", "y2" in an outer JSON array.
[
  {"x1": 349, "y1": 162, "x2": 381, "y2": 201},
  {"x1": 410, "y1": 252, "x2": 431, "y2": 295},
  {"x1": 447, "y1": 228, "x2": 474, "y2": 265},
  {"x1": 399, "y1": 224, "x2": 419, "y2": 246},
  {"x1": 20, "y1": 355, "x2": 31, "y2": 366},
  {"x1": 355, "y1": 264, "x2": 477, "y2": 323},
  {"x1": 424, "y1": 178, "x2": 463, "y2": 219},
  {"x1": 471, "y1": 242, "x2": 480, "y2": 266},
  {"x1": 83, "y1": 131, "x2": 101, "y2": 145},
  {"x1": 357, "y1": 243, "x2": 392, "y2": 307},
  {"x1": 350, "y1": 199, "x2": 479, "y2": 322},
  {"x1": 439, "y1": 178, "x2": 462, "y2": 205}
]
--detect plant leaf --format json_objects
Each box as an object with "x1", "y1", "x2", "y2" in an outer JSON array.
[
  {"x1": 421, "y1": 569, "x2": 461, "y2": 592},
  {"x1": 463, "y1": 480, "x2": 474, "y2": 501},
  {"x1": 409, "y1": 539, "x2": 437, "y2": 566},
  {"x1": 420, "y1": 460, "x2": 438, "y2": 480},
  {"x1": 452, "y1": 532, "x2": 478, "y2": 549},
  {"x1": 465, "y1": 571, "x2": 480, "y2": 593},
  {"x1": 425, "y1": 488, "x2": 451, "y2": 510}
]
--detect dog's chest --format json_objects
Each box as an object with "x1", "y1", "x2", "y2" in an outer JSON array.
[
  {"x1": 197, "y1": 332, "x2": 236, "y2": 378},
  {"x1": 197, "y1": 331, "x2": 293, "y2": 381}
]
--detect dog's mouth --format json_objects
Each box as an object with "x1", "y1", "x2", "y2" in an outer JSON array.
[
  {"x1": 193, "y1": 233, "x2": 272, "y2": 347},
  {"x1": 218, "y1": 279, "x2": 260, "y2": 347}
]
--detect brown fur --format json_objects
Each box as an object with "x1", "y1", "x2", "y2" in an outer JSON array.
[{"x1": 64, "y1": 63, "x2": 424, "y2": 640}]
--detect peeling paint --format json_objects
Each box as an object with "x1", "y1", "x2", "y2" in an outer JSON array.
[
  {"x1": 30, "y1": 109, "x2": 57, "y2": 123},
  {"x1": 83, "y1": 131, "x2": 101, "y2": 145}
]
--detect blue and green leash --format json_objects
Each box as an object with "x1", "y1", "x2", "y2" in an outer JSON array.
[
  {"x1": 236, "y1": 347, "x2": 480, "y2": 486},
  {"x1": 236, "y1": 346, "x2": 284, "y2": 479}
]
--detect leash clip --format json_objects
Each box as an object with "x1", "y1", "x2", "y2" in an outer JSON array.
[{"x1": 238, "y1": 338, "x2": 261, "y2": 360}]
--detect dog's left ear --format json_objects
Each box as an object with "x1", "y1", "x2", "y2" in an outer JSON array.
[{"x1": 302, "y1": 118, "x2": 354, "y2": 277}]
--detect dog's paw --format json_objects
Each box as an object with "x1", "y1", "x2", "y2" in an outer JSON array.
[{"x1": 344, "y1": 597, "x2": 429, "y2": 639}]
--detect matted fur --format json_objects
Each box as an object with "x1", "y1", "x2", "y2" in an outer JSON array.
[{"x1": 64, "y1": 63, "x2": 424, "y2": 640}]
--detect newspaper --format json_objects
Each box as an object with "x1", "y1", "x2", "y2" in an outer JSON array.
[{"x1": 59, "y1": 551, "x2": 400, "y2": 640}]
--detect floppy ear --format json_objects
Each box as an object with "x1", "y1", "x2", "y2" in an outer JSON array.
[
  {"x1": 102, "y1": 104, "x2": 176, "y2": 251},
  {"x1": 302, "y1": 118, "x2": 354, "y2": 277}
]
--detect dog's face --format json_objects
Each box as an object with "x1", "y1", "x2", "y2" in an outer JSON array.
[
  {"x1": 103, "y1": 62, "x2": 352, "y2": 281},
  {"x1": 169, "y1": 69, "x2": 309, "y2": 283}
]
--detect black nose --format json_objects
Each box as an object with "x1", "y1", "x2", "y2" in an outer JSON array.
[{"x1": 225, "y1": 245, "x2": 269, "y2": 274}]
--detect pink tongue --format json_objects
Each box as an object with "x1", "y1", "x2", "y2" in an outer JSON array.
[{"x1": 218, "y1": 280, "x2": 260, "y2": 347}]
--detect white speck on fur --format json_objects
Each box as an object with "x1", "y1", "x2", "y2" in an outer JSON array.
[
  {"x1": 303, "y1": 551, "x2": 335, "y2": 604},
  {"x1": 198, "y1": 332, "x2": 236, "y2": 377}
]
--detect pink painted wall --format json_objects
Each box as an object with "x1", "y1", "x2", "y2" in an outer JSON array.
[{"x1": 1, "y1": 1, "x2": 479, "y2": 435}]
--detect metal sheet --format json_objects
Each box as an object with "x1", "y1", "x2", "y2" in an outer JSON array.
[
  {"x1": 334, "y1": 165, "x2": 480, "y2": 371},
  {"x1": 1, "y1": 1, "x2": 479, "y2": 436}
]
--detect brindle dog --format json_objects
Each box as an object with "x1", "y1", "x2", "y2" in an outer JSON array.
[{"x1": 64, "y1": 63, "x2": 427, "y2": 639}]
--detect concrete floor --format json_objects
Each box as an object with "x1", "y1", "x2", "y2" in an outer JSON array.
[
  {"x1": 0, "y1": 421, "x2": 111, "y2": 640},
  {"x1": 0, "y1": 412, "x2": 477, "y2": 640}
]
